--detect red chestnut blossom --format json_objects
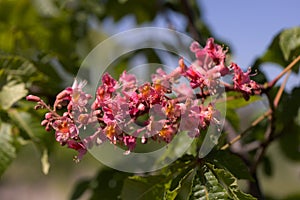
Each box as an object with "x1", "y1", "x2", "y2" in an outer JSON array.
[
  {"x1": 27, "y1": 37, "x2": 261, "y2": 162},
  {"x1": 232, "y1": 63, "x2": 261, "y2": 100},
  {"x1": 66, "y1": 140, "x2": 87, "y2": 163}
]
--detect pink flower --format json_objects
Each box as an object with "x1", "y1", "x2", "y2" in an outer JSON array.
[
  {"x1": 26, "y1": 95, "x2": 41, "y2": 102},
  {"x1": 70, "y1": 80, "x2": 92, "y2": 112},
  {"x1": 119, "y1": 71, "x2": 137, "y2": 93},
  {"x1": 53, "y1": 80, "x2": 91, "y2": 112},
  {"x1": 232, "y1": 63, "x2": 261, "y2": 100},
  {"x1": 102, "y1": 73, "x2": 117, "y2": 93},
  {"x1": 67, "y1": 140, "x2": 87, "y2": 162},
  {"x1": 52, "y1": 117, "x2": 79, "y2": 145},
  {"x1": 123, "y1": 135, "x2": 136, "y2": 152}
]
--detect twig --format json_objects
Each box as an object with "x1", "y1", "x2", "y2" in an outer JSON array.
[
  {"x1": 273, "y1": 70, "x2": 291, "y2": 108},
  {"x1": 180, "y1": 0, "x2": 204, "y2": 43},
  {"x1": 221, "y1": 109, "x2": 271, "y2": 150},
  {"x1": 267, "y1": 55, "x2": 300, "y2": 89},
  {"x1": 251, "y1": 66, "x2": 292, "y2": 173}
]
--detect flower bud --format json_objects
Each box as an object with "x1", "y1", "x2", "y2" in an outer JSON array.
[
  {"x1": 34, "y1": 105, "x2": 42, "y2": 110},
  {"x1": 41, "y1": 120, "x2": 48, "y2": 126},
  {"x1": 26, "y1": 95, "x2": 41, "y2": 102},
  {"x1": 45, "y1": 112, "x2": 52, "y2": 119},
  {"x1": 45, "y1": 124, "x2": 51, "y2": 131},
  {"x1": 138, "y1": 103, "x2": 145, "y2": 111}
]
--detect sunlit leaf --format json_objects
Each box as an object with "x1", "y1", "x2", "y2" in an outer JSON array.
[
  {"x1": 279, "y1": 27, "x2": 300, "y2": 62},
  {"x1": 253, "y1": 27, "x2": 300, "y2": 74},
  {"x1": 190, "y1": 167, "x2": 229, "y2": 200},
  {"x1": 0, "y1": 123, "x2": 16, "y2": 177},
  {"x1": 207, "y1": 164, "x2": 256, "y2": 200},
  {"x1": 0, "y1": 83, "x2": 27, "y2": 110}
]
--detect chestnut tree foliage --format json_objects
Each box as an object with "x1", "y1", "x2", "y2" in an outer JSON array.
[{"x1": 1, "y1": 0, "x2": 300, "y2": 199}]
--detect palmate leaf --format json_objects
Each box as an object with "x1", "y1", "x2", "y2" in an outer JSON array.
[
  {"x1": 121, "y1": 175, "x2": 168, "y2": 200},
  {"x1": 121, "y1": 155, "x2": 196, "y2": 200},
  {"x1": 167, "y1": 169, "x2": 196, "y2": 200},
  {"x1": 0, "y1": 82, "x2": 27, "y2": 110},
  {"x1": 0, "y1": 123, "x2": 17, "y2": 177},
  {"x1": 207, "y1": 150, "x2": 253, "y2": 181},
  {"x1": 206, "y1": 164, "x2": 256, "y2": 200},
  {"x1": 70, "y1": 168, "x2": 130, "y2": 200},
  {"x1": 190, "y1": 168, "x2": 229, "y2": 200},
  {"x1": 8, "y1": 109, "x2": 54, "y2": 174},
  {"x1": 0, "y1": 54, "x2": 39, "y2": 87}
]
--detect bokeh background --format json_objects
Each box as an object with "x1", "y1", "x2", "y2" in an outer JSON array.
[{"x1": 0, "y1": 0, "x2": 300, "y2": 199}]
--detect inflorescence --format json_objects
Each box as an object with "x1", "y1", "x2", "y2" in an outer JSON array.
[{"x1": 27, "y1": 38, "x2": 261, "y2": 162}]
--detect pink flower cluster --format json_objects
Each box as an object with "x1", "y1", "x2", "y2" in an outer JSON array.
[{"x1": 27, "y1": 38, "x2": 261, "y2": 161}]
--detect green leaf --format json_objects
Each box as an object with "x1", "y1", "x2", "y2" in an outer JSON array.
[
  {"x1": 89, "y1": 168, "x2": 130, "y2": 200},
  {"x1": 226, "y1": 92, "x2": 262, "y2": 110},
  {"x1": 225, "y1": 92, "x2": 262, "y2": 131},
  {"x1": 166, "y1": 169, "x2": 196, "y2": 200},
  {"x1": 276, "y1": 87, "x2": 300, "y2": 161},
  {"x1": 70, "y1": 179, "x2": 91, "y2": 200},
  {"x1": 279, "y1": 87, "x2": 300, "y2": 124},
  {"x1": 278, "y1": 123, "x2": 300, "y2": 161},
  {"x1": 207, "y1": 150, "x2": 253, "y2": 181},
  {"x1": 8, "y1": 109, "x2": 50, "y2": 145},
  {"x1": 0, "y1": 122, "x2": 17, "y2": 177},
  {"x1": 105, "y1": 0, "x2": 157, "y2": 23},
  {"x1": 262, "y1": 156, "x2": 273, "y2": 177},
  {"x1": 190, "y1": 167, "x2": 229, "y2": 200},
  {"x1": 207, "y1": 164, "x2": 256, "y2": 200},
  {"x1": 0, "y1": 83, "x2": 27, "y2": 110},
  {"x1": 253, "y1": 26, "x2": 300, "y2": 73},
  {"x1": 8, "y1": 109, "x2": 55, "y2": 173},
  {"x1": 279, "y1": 27, "x2": 300, "y2": 61},
  {"x1": 226, "y1": 108, "x2": 240, "y2": 131},
  {"x1": 121, "y1": 175, "x2": 168, "y2": 200}
]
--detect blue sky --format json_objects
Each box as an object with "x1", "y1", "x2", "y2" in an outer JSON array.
[
  {"x1": 102, "y1": 1, "x2": 300, "y2": 89},
  {"x1": 201, "y1": 0, "x2": 300, "y2": 68},
  {"x1": 200, "y1": 0, "x2": 300, "y2": 89}
]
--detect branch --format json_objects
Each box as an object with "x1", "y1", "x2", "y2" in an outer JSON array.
[
  {"x1": 267, "y1": 55, "x2": 300, "y2": 89},
  {"x1": 250, "y1": 67, "x2": 291, "y2": 173},
  {"x1": 180, "y1": 0, "x2": 204, "y2": 43},
  {"x1": 221, "y1": 109, "x2": 272, "y2": 150}
]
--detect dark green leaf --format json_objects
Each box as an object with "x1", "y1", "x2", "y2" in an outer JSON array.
[
  {"x1": 262, "y1": 156, "x2": 273, "y2": 177},
  {"x1": 121, "y1": 175, "x2": 167, "y2": 200},
  {"x1": 90, "y1": 168, "x2": 130, "y2": 200},
  {"x1": 172, "y1": 169, "x2": 196, "y2": 200},
  {"x1": 207, "y1": 150, "x2": 253, "y2": 181},
  {"x1": 70, "y1": 179, "x2": 91, "y2": 200},
  {"x1": 105, "y1": 0, "x2": 158, "y2": 23},
  {"x1": 278, "y1": 123, "x2": 300, "y2": 161}
]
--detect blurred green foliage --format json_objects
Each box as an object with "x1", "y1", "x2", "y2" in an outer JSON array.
[{"x1": 1, "y1": 0, "x2": 300, "y2": 199}]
